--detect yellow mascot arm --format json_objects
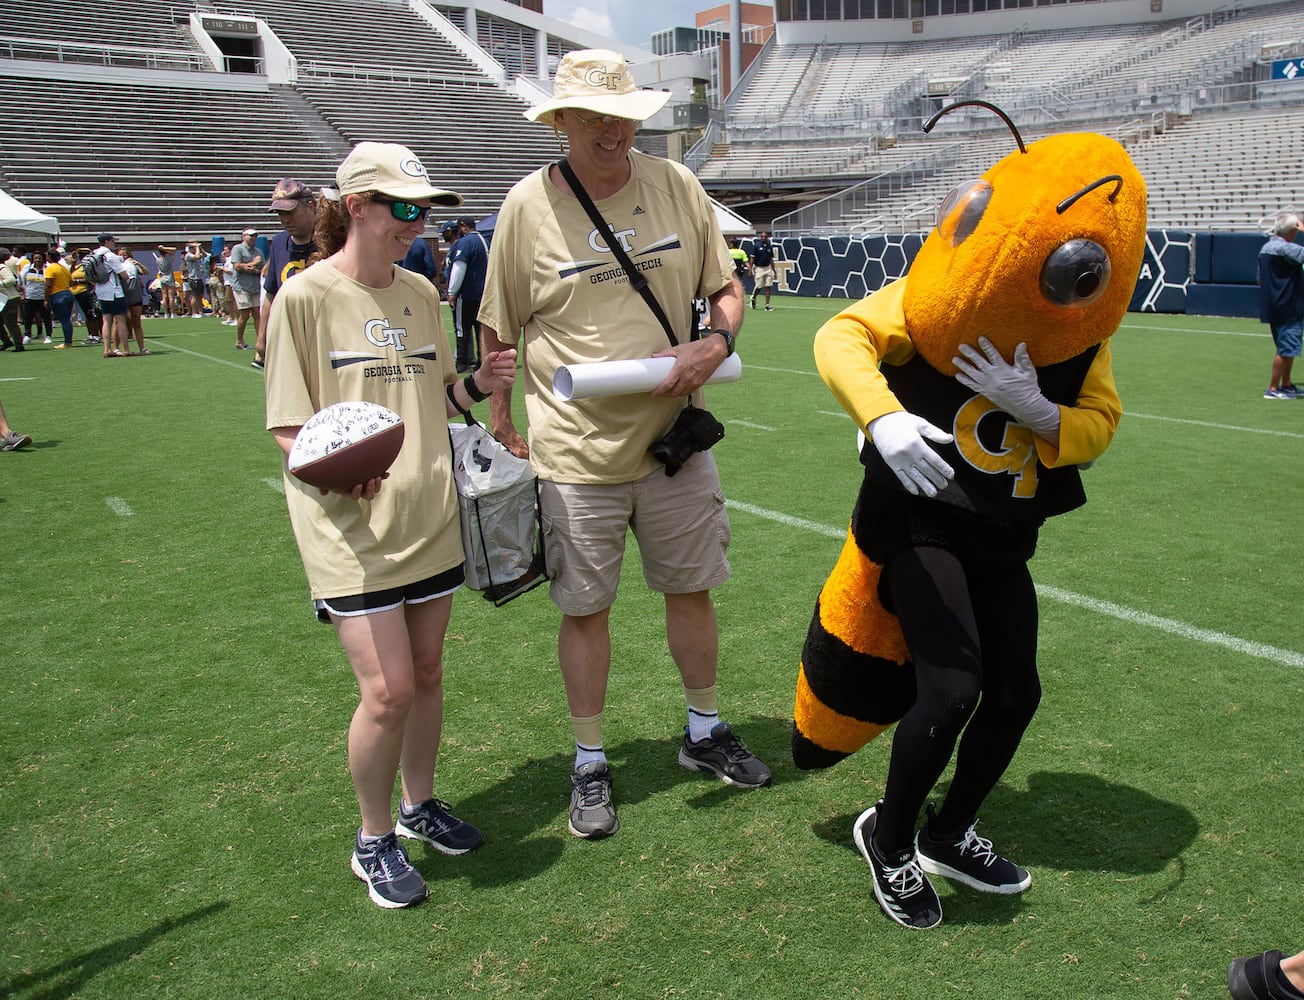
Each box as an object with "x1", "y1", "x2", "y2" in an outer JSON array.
[
  {"x1": 1033, "y1": 339, "x2": 1123, "y2": 469},
  {"x1": 814, "y1": 279, "x2": 920, "y2": 432}
]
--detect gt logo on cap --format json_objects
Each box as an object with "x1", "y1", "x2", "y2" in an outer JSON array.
[
  {"x1": 399, "y1": 157, "x2": 427, "y2": 179},
  {"x1": 584, "y1": 67, "x2": 626, "y2": 91}
]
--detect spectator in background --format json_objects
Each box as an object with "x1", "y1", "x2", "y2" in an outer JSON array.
[
  {"x1": 118, "y1": 245, "x2": 149, "y2": 355},
  {"x1": 728, "y1": 237, "x2": 748, "y2": 279},
  {"x1": 156, "y1": 244, "x2": 180, "y2": 318},
  {"x1": 0, "y1": 397, "x2": 31, "y2": 451},
  {"x1": 446, "y1": 216, "x2": 488, "y2": 373},
  {"x1": 183, "y1": 241, "x2": 208, "y2": 317},
  {"x1": 45, "y1": 248, "x2": 75, "y2": 348},
  {"x1": 69, "y1": 250, "x2": 102, "y2": 346},
  {"x1": 230, "y1": 228, "x2": 264, "y2": 350},
  {"x1": 0, "y1": 247, "x2": 21, "y2": 351},
  {"x1": 90, "y1": 233, "x2": 133, "y2": 357},
  {"x1": 1258, "y1": 211, "x2": 1304, "y2": 399},
  {"x1": 439, "y1": 222, "x2": 457, "y2": 293},
  {"x1": 19, "y1": 250, "x2": 52, "y2": 345},
  {"x1": 254, "y1": 178, "x2": 317, "y2": 371},
  {"x1": 401, "y1": 231, "x2": 439, "y2": 285},
  {"x1": 748, "y1": 231, "x2": 776, "y2": 312}
]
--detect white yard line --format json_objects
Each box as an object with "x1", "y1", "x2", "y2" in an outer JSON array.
[
  {"x1": 1126, "y1": 411, "x2": 1304, "y2": 440},
  {"x1": 148, "y1": 338, "x2": 258, "y2": 372},
  {"x1": 725, "y1": 499, "x2": 1304, "y2": 668}
]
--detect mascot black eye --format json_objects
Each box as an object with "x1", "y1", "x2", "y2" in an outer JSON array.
[
  {"x1": 936, "y1": 180, "x2": 991, "y2": 246},
  {"x1": 1040, "y1": 239, "x2": 1110, "y2": 307}
]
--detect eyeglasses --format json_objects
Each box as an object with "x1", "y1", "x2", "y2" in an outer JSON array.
[
  {"x1": 371, "y1": 197, "x2": 432, "y2": 223},
  {"x1": 569, "y1": 111, "x2": 636, "y2": 134}
]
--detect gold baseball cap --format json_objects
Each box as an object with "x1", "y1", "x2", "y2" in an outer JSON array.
[{"x1": 336, "y1": 142, "x2": 462, "y2": 206}]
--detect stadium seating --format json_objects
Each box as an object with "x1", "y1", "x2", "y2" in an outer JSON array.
[
  {"x1": 705, "y1": 0, "x2": 1304, "y2": 234},
  {"x1": 0, "y1": 0, "x2": 557, "y2": 242}
]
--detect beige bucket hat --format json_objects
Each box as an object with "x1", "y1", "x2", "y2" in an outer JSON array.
[{"x1": 526, "y1": 49, "x2": 669, "y2": 128}]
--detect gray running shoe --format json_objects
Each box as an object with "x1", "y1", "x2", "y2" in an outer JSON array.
[
  {"x1": 678, "y1": 722, "x2": 772, "y2": 788},
  {"x1": 569, "y1": 761, "x2": 618, "y2": 839},
  {"x1": 1, "y1": 431, "x2": 32, "y2": 452},
  {"x1": 350, "y1": 830, "x2": 427, "y2": 909}
]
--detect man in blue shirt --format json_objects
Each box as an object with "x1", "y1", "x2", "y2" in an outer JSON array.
[
  {"x1": 446, "y1": 217, "x2": 489, "y2": 372},
  {"x1": 253, "y1": 178, "x2": 317, "y2": 371},
  {"x1": 1259, "y1": 212, "x2": 1304, "y2": 399},
  {"x1": 400, "y1": 236, "x2": 439, "y2": 285},
  {"x1": 749, "y1": 231, "x2": 776, "y2": 312}
]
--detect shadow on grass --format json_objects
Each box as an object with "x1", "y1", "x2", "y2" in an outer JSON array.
[
  {"x1": 0, "y1": 901, "x2": 228, "y2": 1000},
  {"x1": 424, "y1": 714, "x2": 805, "y2": 889}
]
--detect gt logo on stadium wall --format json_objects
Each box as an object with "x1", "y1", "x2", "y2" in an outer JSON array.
[{"x1": 953, "y1": 395, "x2": 1039, "y2": 498}]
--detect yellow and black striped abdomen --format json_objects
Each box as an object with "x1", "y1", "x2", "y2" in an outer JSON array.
[{"x1": 792, "y1": 525, "x2": 917, "y2": 769}]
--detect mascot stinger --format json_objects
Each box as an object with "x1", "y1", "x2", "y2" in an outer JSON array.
[{"x1": 792, "y1": 102, "x2": 1147, "y2": 930}]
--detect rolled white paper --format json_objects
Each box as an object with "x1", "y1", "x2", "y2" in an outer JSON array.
[{"x1": 553, "y1": 353, "x2": 743, "y2": 401}]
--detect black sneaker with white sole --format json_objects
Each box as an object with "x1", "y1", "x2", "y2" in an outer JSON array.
[
  {"x1": 396, "y1": 797, "x2": 484, "y2": 855},
  {"x1": 853, "y1": 801, "x2": 943, "y2": 930},
  {"x1": 678, "y1": 722, "x2": 772, "y2": 788},
  {"x1": 350, "y1": 830, "x2": 428, "y2": 909},
  {"x1": 915, "y1": 803, "x2": 1031, "y2": 895}
]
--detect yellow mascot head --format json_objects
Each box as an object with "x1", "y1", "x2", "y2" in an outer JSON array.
[{"x1": 902, "y1": 101, "x2": 1148, "y2": 375}]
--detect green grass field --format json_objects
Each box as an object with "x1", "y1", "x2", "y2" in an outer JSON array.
[{"x1": 1, "y1": 299, "x2": 1300, "y2": 999}]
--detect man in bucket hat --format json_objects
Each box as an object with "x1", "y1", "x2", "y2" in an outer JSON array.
[{"x1": 479, "y1": 50, "x2": 765, "y2": 842}]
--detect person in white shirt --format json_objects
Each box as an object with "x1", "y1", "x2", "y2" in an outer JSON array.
[{"x1": 91, "y1": 234, "x2": 134, "y2": 358}]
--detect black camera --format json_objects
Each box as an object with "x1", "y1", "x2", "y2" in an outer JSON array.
[{"x1": 649, "y1": 404, "x2": 725, "y2": 477}]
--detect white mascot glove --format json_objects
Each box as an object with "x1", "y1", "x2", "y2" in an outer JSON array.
[
  {"x1": 868, "y1": 410, "x2": 955, "y2": 498},
  {"x1": 952, "y1": 337, "x2": 1061, "y2": 439}
]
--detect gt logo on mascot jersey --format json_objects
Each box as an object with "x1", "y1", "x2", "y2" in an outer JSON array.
[
  {"x1": 364, "y1": 318, "x2": 407, "y2": 352},
  {"x1": 954, "y1": 396, "x2": 1040, "y2": 499}
]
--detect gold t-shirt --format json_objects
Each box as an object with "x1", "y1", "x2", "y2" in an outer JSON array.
[
  {"x1": 479, "y1": 151, "x2": 735, "y2": 484},
  {"x1": 264, "y1": 260, "x2": 459, "y2": 599}
]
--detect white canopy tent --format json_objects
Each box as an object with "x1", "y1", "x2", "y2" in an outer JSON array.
[
  {"x1": 710, "y1": 197, "x2": 754, "y2": 237},
  {"x1": 0, "y1": 188, "x2": 59, "y2": 244}
]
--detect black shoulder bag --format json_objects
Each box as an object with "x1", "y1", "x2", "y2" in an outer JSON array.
[{"x1": 557, "y1": 158, "x2": 724, "y2": 477}]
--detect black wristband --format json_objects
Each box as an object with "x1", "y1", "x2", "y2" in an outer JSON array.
[{"x1": 464, "y1": 371, "x2": 490, "y2": 402}]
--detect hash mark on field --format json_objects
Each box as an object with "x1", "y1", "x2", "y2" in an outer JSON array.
[
  {"x1": 0, "y1": 377, "x2": 36, "y2": 382},
  {"x1": 1128, "y1": 411, "x2": 1304, "y2": 440},
  {"x1": 731, "y1": 420, "x2": 777, "y2": 431},
  {"x1": 105, "y1": 497, "x2": 134, "y2": 517},
  {"x1": 727, "y1": 500, "x2": 1304, "y2": 668},
  {"x1": 263, "y1": 477, "x2": 285, "y2": 494}
]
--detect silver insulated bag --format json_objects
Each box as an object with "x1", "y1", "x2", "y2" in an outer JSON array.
[{"x1": 448, "y1": 417, "x2": 547, "y2": 606}]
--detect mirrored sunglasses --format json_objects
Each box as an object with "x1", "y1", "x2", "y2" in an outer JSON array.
[{"x1": 372, "y1": 197, "x2": 432, "y2": 223}]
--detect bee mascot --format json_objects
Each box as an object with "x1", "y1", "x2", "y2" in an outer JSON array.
[{"x1": 792, "y1": 102, "x2": 1147, "y2": 930}]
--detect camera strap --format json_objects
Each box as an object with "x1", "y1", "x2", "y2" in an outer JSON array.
[{"x1": 558, "y1": 158, "x2": 679, "y2": 349}]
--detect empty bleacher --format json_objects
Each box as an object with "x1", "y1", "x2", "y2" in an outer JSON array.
[
  {"x1": 0, "y1": 0, "x2": 562, "y2": 242},
  {"x1": 705, "y1": 0, "x2": 1304, "y2": 234}
]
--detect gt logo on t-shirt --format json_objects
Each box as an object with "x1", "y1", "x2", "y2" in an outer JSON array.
[{"x1": 364, "y1": 318, "x2": 408, "y2": 351}]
